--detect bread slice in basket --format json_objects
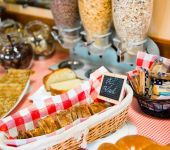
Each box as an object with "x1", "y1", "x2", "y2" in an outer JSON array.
[
  {"x1": 16, "y1": 102, "x2": 111, "y2": 139},
  {"x1": 50, "y1": 79, "x2": 82, "y2": 95},
  {"x1": 43, "y1": 68, "x2": 77, "y2": 91}
]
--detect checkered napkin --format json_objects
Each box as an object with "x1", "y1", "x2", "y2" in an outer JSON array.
[
  {"x1": 0, "y1": 67, "x2": 109, "y2": 147},
  {"x1": 127, "y1": 52, "x2": 170, "y2": 79},
  {"x1": 127, "y1": 52, "x2": 158, "y2": 79}
]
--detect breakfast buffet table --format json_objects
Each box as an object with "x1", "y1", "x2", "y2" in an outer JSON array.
[{"x1": 3, "y1": 50, "x2": 169, "y2": 146}]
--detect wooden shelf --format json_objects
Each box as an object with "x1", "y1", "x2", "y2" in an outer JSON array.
[{"x1": 0, "y1": 2, "x2": 55, "y2": 26}]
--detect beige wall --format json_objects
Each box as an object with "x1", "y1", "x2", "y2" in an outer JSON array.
[{"x1": 148, "y1": 0, "x2": 170, "y2": 40}]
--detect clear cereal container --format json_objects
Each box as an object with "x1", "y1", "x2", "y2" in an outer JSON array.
[
  {"x1": 51, "y1": 0, "x2": 80, "y2": 29},
  {"x1": 112, "y1": 0, "x2": 153, "y2": 55},
  {"x1": 79, "y1": 0, "x2": 112, "y2": 48}
]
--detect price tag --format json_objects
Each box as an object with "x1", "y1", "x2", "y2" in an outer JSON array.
[{"x1": 98, "y1": 73, "x2": 127, "y2": 104}]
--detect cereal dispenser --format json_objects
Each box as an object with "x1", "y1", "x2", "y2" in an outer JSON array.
[
  {"x1": 78, "y1": 0, "x2": 112, "y2": 55},
  {"x1": 112, "y1": 0, "x2": 154, "y2": 63},
  {"x1": 51, "y1": 0, "x2": 84, "y2": 70}
]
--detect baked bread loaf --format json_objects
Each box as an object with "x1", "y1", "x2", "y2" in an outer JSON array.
[
  {"x1": 16, "y1": 102, "x2": 110, "y2": 139},
  {"x1": 98, "y1": 135, "x2": 170, "y2": 150},
  {"x1": 50, "y1": 79, "x2": 82, "y2": 95},
  {"x1": 43, "y1": 68, "x2": 76, "y2": 91}
]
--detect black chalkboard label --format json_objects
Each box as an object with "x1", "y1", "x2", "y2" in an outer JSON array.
[{"x1": 98, "y1": 73, "x2": 127, "y2": 104}]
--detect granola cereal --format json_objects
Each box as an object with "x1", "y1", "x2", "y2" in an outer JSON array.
[
  {"x1": 79, "y1": 0, "x2": 112, "y2": 42},
  {"x1": 112, "y1": 0, "x2": 153, "y2": 43},
  {"x1": 51, "y1": 0, "x2": 80, "y2": 29}
]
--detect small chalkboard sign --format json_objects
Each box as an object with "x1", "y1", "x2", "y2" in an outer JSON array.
[{"x1": 98, "y1": 73, "x2": 127, "y2": 104}]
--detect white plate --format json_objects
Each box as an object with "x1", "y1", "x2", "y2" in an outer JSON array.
[{"x1": 1, "y1": 80, "x2": 30, "y2": 119}]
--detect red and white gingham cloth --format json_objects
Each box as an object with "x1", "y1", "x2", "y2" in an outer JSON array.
[
  {"x1": 127, "y1": 52, "x2": 157, "y2": 79},
  {"x1": 0, "y1": 67, "x2": 109, "y2": 147},
  {"x1": 127, "y1": 51, "x2": 170, "y2": 79}
]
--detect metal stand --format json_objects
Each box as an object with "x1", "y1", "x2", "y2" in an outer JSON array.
[
  {"x1": 50, "y1": 38, "x2": 160, "y2": 79},
  {"x1": 58, "y1": 51, "x2": 84, "y2": 70}
]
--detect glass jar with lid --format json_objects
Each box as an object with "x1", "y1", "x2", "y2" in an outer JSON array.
[
  {"x1": 24, "y1": 20, "x2": 55, "y2": 59},
  {"x1": 0, "y1": 19, "x2": 23, "y2": 35},
  {"x1": 0, "y1": 32, "x2": 33, "y2": 69}
]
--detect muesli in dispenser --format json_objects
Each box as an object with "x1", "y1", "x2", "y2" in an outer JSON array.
[{"x1": 112, "y1": 0, "x2": 153, "y2": 61}]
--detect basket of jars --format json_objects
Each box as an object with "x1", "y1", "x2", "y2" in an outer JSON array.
[
  {"x1": 0, "y1": 67, "x2": 133, "y2": 150},
  {"x1": 128, "y1": 52, "x2": 170, "y2": 118}
]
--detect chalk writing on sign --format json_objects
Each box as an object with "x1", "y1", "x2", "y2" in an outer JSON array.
[{"x1": 98, "y1": 73, "x2": 127, "y2": 104}]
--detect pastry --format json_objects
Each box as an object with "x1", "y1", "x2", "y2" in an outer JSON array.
[
  {"x1": 79, "y1": 104, "x2": 91, "y2": 118},
  {"x1": 74, "y1": 104, "x2": 91, "y2": 118},
  {"x1": 30, "y1": 127, "x2": 44, "y2": 137},
  {"x1": 55, "y1": 110, "x2": 73, "y2": 128},
  {"x1": 38, "y1": 119, "x2": 51, "y2": 134},
  {"x1": 16, "y1": 102, "x2": 110, "y2": 139},
  {"x1": 43, "y1": 116, "x2": 60, "y2": 133},
  {"x1": 88, "y1": 102, "x2": 108, "y2": 114},
  {"x1": 70, "y1": 107, "x2": 78, "y2": 121}
]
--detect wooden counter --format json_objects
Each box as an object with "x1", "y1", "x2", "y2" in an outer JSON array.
[{"x1": 0, "y1": 2, "x2": 54, "y2": 26}]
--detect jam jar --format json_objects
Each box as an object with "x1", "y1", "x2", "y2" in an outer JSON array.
[
  {"x1": 0, "y1": 32, "x2": 33, "y2": 69},
  {"x1": 0, "y1": 19, "x2": 23, "y2": 35},
  {"x1": 24, "y1": 20, "x2": 55, "y2": 60}
]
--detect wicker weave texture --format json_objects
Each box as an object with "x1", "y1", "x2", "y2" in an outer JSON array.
[{"x1": 49, "y1": 108, "x2": 128, "y2": 150}]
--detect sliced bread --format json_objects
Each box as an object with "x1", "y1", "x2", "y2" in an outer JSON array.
[
  {"x1": 50, "y1": 79, "x2": 82, "y2": 95},
  {"x1": 43, "y1": 68, "x2": 76, "y2": 91}
]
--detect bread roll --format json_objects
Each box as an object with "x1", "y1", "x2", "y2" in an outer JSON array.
[
  {"x1": 143, "y1": 144, "x2": 170, "y2": 150},
  {"x1": 98, "y1": 143, "x2": 119, "y2": 150},
  {"x1": 98, "y1": 135, "x2": 170, "y2": 150},
  {"x1": 115, "y1": 135, "x2": 155, "y2": 150}
]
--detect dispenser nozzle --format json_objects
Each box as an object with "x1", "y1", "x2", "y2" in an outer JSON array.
[
  {"x1": 80, "y1": 31, "x2": 94, "y2": 47},
  {"x1": 51, "y1": 27, "x2": 64, "y2": 44}
]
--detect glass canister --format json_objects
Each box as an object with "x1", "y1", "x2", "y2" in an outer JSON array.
[
  {"x1": 0, "y1": 19, "x2": 23, "y2": 35},
  {"x1": 51, "y1": 0, "x2": 81, "y2": 46},
  {"x1": 112, "y1": 0, "x2": 153, "y2": 55},
  {"x1": 0, "y1": 33, "x2": 33, "y2": 69},
  {"x1": 24, "y1": 20, "x2": 55, "y2": 59},
  {"x1": 51, "y1": 0, "x2": 80, "y2": 29},
  {"x1": 79, "y1": 0, "x2": 112, "y2": 48}
]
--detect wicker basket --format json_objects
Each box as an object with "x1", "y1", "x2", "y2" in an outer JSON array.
[
  {"x1": 134, "y1": 92, "x2": 170, "y2": 119},
  {"x1": 0, "y1": 84, "x2": 133, "y2": 150},
  {"x1": 51, "y1": 109, "x2": 128, "y2": 150}
]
